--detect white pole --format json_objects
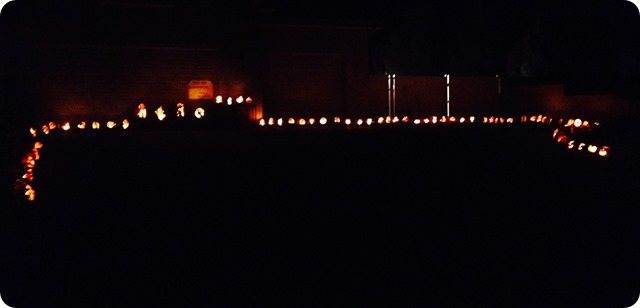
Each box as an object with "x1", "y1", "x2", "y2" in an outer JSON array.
[
  {"x1": 392, "y1": 74, "x2": 396, "y2": 116},
  {"x1": 446, "y1": 74, "x2": 451, "y2": 116},
  {"x1": 387, "y1": 74, "x2": 392, "y2": 117}
]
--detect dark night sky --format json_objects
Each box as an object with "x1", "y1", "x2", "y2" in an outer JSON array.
[{"x1": 2, "y1": 0, "x2": 640, "y2": 95}]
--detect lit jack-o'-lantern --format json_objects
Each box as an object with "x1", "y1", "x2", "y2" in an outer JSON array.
[
  {"x1": 62, "y1": 122, "x2": 71, "y2": 131},
  {"x1": 77, "y1": 122, "x2": 86, "y2": 129},
  {"x1": 48, "y1": 122, "x2": 57, "y2": 130},
  {"x1": 378, "y1": 117, "x2": 385, "y2": 124},
  {"x1": 288, "y1": 118, "x2": 295, "y2": 125},
  {"x1": 227, "y1": 97, "x2": 233, "y2": 105},
  {"x1": 385, "y1": 116, "x2": 391, "y2": 124},
  {"x1": 573, "y1": 119, "x2": 583, "y2": 128},
  {"x1": 137, "y1": 103, "x2": 147, "y2": 119},
  {"x1": 345, "y1": 118, "x2": 352, "y2": 125},
  {"x1": 577, "y1": 143, "x2": 586, "y2": 151},
  {"x1": 245, "y1": 97, "x2": 253, "y2": 104},
  {"x1": 277, "y1": 118, "x2": 283, "y2": 126},
  {"x1": 366, "y1": 118, "x2": 373, "y2": 125},
  {"x1": 298, "y1": 118, "x2": 306, "y2": 126},
  {"x1": 308, "y1": 118, "x2": 315, "y2": 125},
  {"x1": 587, "y1": 145, "x2": 598, "y2": 153},
  {"x1": 423, "y1": 118, "x2": 430, "y2": 124},
  {"x1": 598, "y1": 146, "x2": 609, "y2": 157},
  {"x1": 392, "y1": 116, "x2": 400, "y2": 123},
  {"x1": 402, "y1": 116, "x2": 409, "y2": 123},
  {"x1": 107, "y1": 121, "x2": 117, "y2": 129},
  {"x1": 567, "y1": 141, "x2": 575, "y2": 149},
  {"x1": 195, "y1": 108, "x2": 205, "y2": 118},
  {"x1": 449, "y1": 116, "x2": 456, "y2": 122},
  {"x1": 357, "y1": 119, "x2": 363, "y2": 126},
  {"x1": 176, "y1": 103, "x2": 185, "y2": 117},
  {"x1": 334, "y1": 117, "x2": 341, "y2": 124},
  {"x1": 507, "y1": 118, "x2": 514, "y2": 124},
  {"x1": 216, "y1": 95, "x2": 223, "y2": 104},
  {"x1": 30, "y1": 128, "x2": 37, "y2": 137},
  {"x1": 236, "y1": 96, "x2": 244, "y2": 104},
  {"x1": 268, "y1": 118, "x2": 275, "y2": 126},
  {"x1": 259, "y1": 119, "x2": 266, "y2": 126},
  {"x1": 459, "y1": 117, "x2": 466, "y2": 123},
  {"x1": 42, "y1": 125, "x2": 49, "y2": 135},
  {"x1": 155, "y1": 107, "x2": 166, "y2": 121},
  {"x1": 413, "y1": 119, "x2": 421, "y2": 125},
  {"x1": 92, "y1": 122, "x2": 100, "y2": 129},
  {"x1": 122, "y1": 119, "x2": 130, "y2": 129},
  {"x1": 319, "y1": 117, "x2": 327, "y2": 125},
  {"x1": 470, "y1": 116, "x2": 476, "y2": 123}
]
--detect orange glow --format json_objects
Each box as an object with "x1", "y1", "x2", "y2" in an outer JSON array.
[
  {"x1": 277, "y1": 118, "x2": 283, "y2": 126},
  {"x1": 92, "y1": 122, "x2": 100, "y2": 129},
  {"x1": 557, "y1": 135, "x2": 568, "y2": 144},
  {"x1": 107, "y1": 121, "x2": 117, "y2": 129},
  {"x1": 177, "y1": 103, "x2": 185, "y2": 117},
  {"x1": 122, "y1": 119, "x2": 130, "y2": 129},
  {"x1": 155, "y1": 107, "x2": 166, "y2": 121},
  {"x1": 30, "y1": 128, "x2": 37, "y2": 137},
  {"x1": 582, "y1": 121, "x2": 590, "y2": 127},
  {"x1": 34, "y1": 141, "x2": 43, "y2": 149},
  {"x1": 137, "y1": 103, "x2": 147, "y2": 119},
  {"x1": 334, "y1": 117, "x2": 341, "y2": 124},
  {"x1": 48, "y1": 122, "x2": 57, "y2": 130},
  {"x1": 530, "y1": 116, "x2": 536, "y2": 122},
  {"x1": 77, "y1": 121, "x2": 86, "y2": 129},
  {"x1": 552, "y1": 129, "x2": 559, "y2": 138},
  {"x1": 402, "y1": 116, "x2": 409, "y2": 123},
  {"x1": 288, "y1": 118, "x2": 295, "y2": 125},
  {"x1": 320, "y1": 117, "x2": 327, "y2": 125},
  {"x1": 62, "y1": 122, "x2": 71, "y2": 131},
  {"x1": 25, "y1": 185, "x2": 35, "y2": 201},
  {"x1": 259, "y1": 119, "x2": 266, "y2": 126},
  {"x1": 195, "y1": 108, "x2": 205, "y2": 118},
  {"x1": 216, "y1": 95, "x2": 223, "y2": 104}
]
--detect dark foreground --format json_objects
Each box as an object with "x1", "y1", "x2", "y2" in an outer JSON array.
[{"x1": 3, "y1": 125, "x2": 640, "y2": 307}]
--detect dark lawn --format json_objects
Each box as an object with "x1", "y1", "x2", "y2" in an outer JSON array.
[{"x1": 4, "y1": 125, "x2": 640, "y2": 307}]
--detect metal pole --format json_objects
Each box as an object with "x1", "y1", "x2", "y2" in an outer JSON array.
[
  {"x1": 392, "y1": 74, "x2": 396, "y2": 116},
  {"x1": 387, "y1": 74, "x2": 392, "y2": 117}
]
